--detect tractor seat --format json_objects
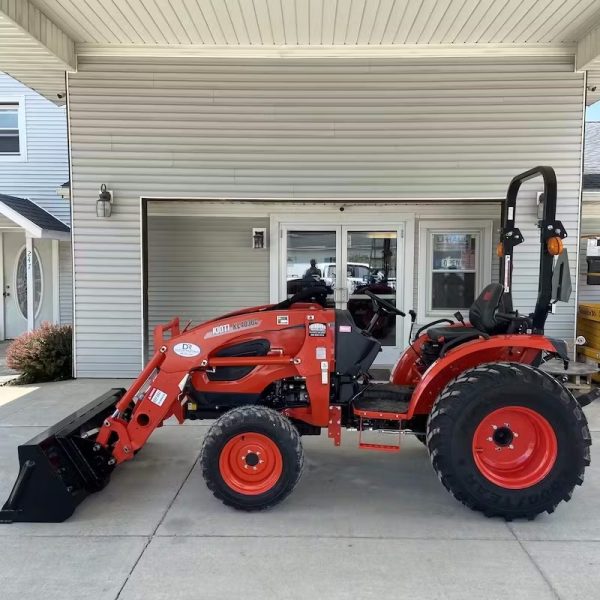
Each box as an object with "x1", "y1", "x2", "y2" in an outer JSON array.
[
  {"x1": 427, "y1": 283, "x2": 511, "y2": 342},
  {"x1": 427, "y1": 325, "x2": 480, "y2": 341}
]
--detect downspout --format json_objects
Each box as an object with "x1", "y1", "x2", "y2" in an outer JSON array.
[
  {"x1": 573, "y1": 70, "x2": 587, "y2": 358},
  {"x1": 65, "y1": 70, "x2": 76, "y2": 378}
]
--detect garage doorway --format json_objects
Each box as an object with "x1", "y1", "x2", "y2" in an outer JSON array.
[{"x1": 142, "y1": 201, "x2": 414, "y2": 365}]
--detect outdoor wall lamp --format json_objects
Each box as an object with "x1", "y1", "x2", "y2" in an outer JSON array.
[
  {"x1": 97, "y1": 184, "x2": 113, "y2": 217},
  {"x1": 252, "y1": 227, "x2": 267, "y2": 249}
]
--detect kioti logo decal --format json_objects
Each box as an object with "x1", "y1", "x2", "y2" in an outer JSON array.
[
  {"x1": 204, "y1": 319, "x2": 261, "y2": 339},
  {"x1": 173, "y1": 343, "x2": 201, "y2": 357}
]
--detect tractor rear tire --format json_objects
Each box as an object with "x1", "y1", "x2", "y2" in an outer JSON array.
[
  {"x1": 201, "y1": 406, "x2": 304, "y2": 511},
  {"x1": 427, "y1": 363, "x2": 591, "y2": 520}
]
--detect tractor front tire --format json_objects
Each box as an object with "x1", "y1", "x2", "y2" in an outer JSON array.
[
  {"x1": 201, "y1": 406, "x2": 304, "y2": 511},
  {"x1": 427, "y1": 363, "x2": 591, "y2": 520}
]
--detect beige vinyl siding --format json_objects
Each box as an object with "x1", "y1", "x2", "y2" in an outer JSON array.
[
  {"x1": 59, "y1": 240, "x2": 72, "y2": 324},
  {"x1": 0, "y1": 73, "x2": 69, "y2": 223},
  {"x1": 68, "y1": 56, "x2": 584, "y2": 377},
  {"x1": 146, "y1": 215, "x2": 269, "y2": 353}
]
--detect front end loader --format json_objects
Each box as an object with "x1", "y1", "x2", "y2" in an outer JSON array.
[{"x1": 0, "y1": 166, "x2": 592, "y2": 523}]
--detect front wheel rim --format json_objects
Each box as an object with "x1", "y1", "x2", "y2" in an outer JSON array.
[
  {"x1": 472, "y1": 406, "x2": 558, "y2": 490},
  {"x1": 219, "y1": 432, "x2": 283, "y2": 495}
]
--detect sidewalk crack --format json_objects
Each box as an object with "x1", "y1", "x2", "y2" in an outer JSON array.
[
  {"x1": 507, "y1": 522, "x2": 561, "y2": 600},
  {"x1": 114, "y1": 453, "x2": 200, "y2": 599}
]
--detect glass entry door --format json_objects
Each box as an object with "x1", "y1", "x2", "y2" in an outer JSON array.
[
  {"x1": 281, "y1": 224, "x2": 404, "y2": 364},
  {"x1": 283, "y1": 227, "x2": 340, "y2": 307},
  {"x1": 344, "y1": 229, "x2": 398, "y2": 356}
]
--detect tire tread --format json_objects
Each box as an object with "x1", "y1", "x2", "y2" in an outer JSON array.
[
  {"x1": 427, "y1": 362, "x2": 591, "y2": 520},
  {"x1": 201, "y1": 406, "x2": 304, "y2": 511}
]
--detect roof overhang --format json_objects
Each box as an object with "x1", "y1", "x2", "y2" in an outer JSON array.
[
  {"x1": 0, "y1": 0, "x2": 75, "y2": 103},
  {"x1": 0, "y1": 200, "x2": 70, "y2": 241},
  {"x1": 577, "y1": 21, "x2": 600, "y2": 105},
  {"x1": 2, "y1": 1, "x2": 600, "y2": 105}
]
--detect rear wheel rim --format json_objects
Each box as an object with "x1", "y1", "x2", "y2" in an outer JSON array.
[
  {"x1": 472, "y1": 406, "x2": 558, "y2": 489},
  {"x1": 219, "y1": 432, "x2": 283, "y2": 495}
]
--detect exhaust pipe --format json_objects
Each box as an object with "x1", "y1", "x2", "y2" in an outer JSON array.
[{"x1": 0, "y1": 388, "x2": 125, "y2": 523}]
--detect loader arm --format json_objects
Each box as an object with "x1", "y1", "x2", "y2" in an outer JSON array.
[{"x1": 95, "y1": 349, "x2": 303, "y2": 463}]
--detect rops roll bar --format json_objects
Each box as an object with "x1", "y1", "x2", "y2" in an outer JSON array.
[{"x1": 499, "y1": 166, "x2": 567, "y2": 333}]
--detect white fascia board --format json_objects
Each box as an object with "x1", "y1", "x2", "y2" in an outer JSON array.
[
  {"x1": 56, "y1": 186, "x2": 70, "y2": 200},
  {"x1": 77, "y1": 42, "x2": 575, "y2": 61},
  {"x1": 0, "y1": 201, "x2": 43, "y2": 238},
  {"x1": 0, "y1": 0, "x2": 75, "y2": 70},
  {"x1": 577, "y1": 21, "x2": 600, "y2": 71},
  {"x1": 38, "y1": 230, "x2": 70, "y2": 241}
]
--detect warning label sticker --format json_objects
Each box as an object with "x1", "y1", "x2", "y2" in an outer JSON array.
[
  {"x1": 149, "y1": 387, "x2": 167, "y2": 407},
  {"x1": 309, "y1": 323, "x2": 327, "y2": 337},
  {"x1": 276, "y1": 315, "x2": 289, "y2": 325}
]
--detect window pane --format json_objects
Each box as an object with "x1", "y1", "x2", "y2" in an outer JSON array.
[
  {"x1": 0, "y1": 110, "x2": 18, "y2": 129},
  {"x1": 347, "y1": 231, "x2": 397, "y2": 346},
  {"x1": 432, "y1": 233, "x2": 476, "y2": 270},
  {"x1": 432, "y1": 272, "x2": 476, "y2": 310},
  {"x1": 0, "y1": 134, "x2": 19, "y2": 153},
  {"x1": 286, "y1": 230, "x2": 335, "y2": 306}
]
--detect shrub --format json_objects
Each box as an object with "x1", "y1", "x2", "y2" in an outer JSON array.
[{"x1": 6, "y1": 323, "x2": 72, "y2": 384}]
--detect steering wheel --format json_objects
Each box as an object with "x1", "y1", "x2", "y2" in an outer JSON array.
[{"x1": 364, "y1": 290, "x2": 406, "y2": 317}]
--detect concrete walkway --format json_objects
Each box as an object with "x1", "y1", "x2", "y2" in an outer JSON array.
[
  {"x1": 0, "y1": 340, "x2": 19, "y2": 384},
  {"x1": 0, "y1": 379, "x2": 599, "y2": 599}
]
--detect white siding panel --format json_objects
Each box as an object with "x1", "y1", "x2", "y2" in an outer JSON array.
[
  {"x1": 68, "y1": 56, "x2": 584, "y2": 377},
  {"x1": 59, "y1": 240, "x2": 72, "y2": 324},
  {"x1": 0, "y1": 72, "x2": 70, "y2": 223}
]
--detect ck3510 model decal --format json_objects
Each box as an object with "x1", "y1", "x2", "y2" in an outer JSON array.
[{"x1": 204, "y1": 319, "x2": 261, "y2": 339}]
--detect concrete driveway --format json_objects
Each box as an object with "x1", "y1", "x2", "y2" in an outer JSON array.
[{"x1": 0, "y1": 379, "x2": 599, "y2": 600}]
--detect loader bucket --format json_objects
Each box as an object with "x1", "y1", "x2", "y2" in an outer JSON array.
[{"x1": 0, "y1": 388, "x2": 125, "y2": 523}]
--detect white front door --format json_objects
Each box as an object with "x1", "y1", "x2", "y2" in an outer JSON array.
[
  {"x1": 280, "y1": 223, "x2": 405, "y2": 365},
  {"x1": 3, "y1": 233, "x2": 43, "y2": 339}
]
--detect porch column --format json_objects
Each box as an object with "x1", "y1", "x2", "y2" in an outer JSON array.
[
  {"x1": 52, "y1": 240, "x2": 59, "y2": 324},
  {"x1": 25, "y1": 235, "x2": 34, "y2": 331}
]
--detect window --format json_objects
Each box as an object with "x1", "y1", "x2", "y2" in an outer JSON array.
[
  {"x1": 418, "y1": 220, "x2": 493, "y2": 318},
  {"x1": 0, "y1": 98, "x2": 26, "y2": 159},
  {"x1": 431, "y1": 233, "x2": 478, "y2": 310}
]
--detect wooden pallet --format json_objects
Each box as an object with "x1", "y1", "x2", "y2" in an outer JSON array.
[
  {"x1": 541, "y1": 358, "x2": 597, "y2": 392},
  {"x1": 577, "y1": 346, "x2": 600, "y2": 384}
]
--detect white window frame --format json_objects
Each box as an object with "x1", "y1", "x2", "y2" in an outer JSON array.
[
  {"x1": 0, "y1": 96, "x2": 27, "y2": 162},
  {"x1": 418, "y1": 219, "x2": 493, "y2": 319}
]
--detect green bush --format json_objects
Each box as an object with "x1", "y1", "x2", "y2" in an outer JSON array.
[{"x1": 6, "y1": 323, "x2": 72, "y2": 384}]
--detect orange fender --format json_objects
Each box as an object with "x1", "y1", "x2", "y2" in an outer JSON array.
[{"x1": 406, "y1": 334, "x2": 567, "y2": 417}]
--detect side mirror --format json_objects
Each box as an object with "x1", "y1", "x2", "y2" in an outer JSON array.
[
  {"x1": 454, "y1": 311, "x2": 465, "y2": 325},
  {"x1": 552, "y1": 249, "x2": 572, "y2": 303}
]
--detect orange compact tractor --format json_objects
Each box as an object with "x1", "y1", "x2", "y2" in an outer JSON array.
[{"x1": 1, "y1": 167, "x2": 594, "y2": 523}]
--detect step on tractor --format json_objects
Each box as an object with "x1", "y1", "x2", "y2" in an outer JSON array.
[{"x1": 1, "y1": 167, "x2": 595, "y2": 524}]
